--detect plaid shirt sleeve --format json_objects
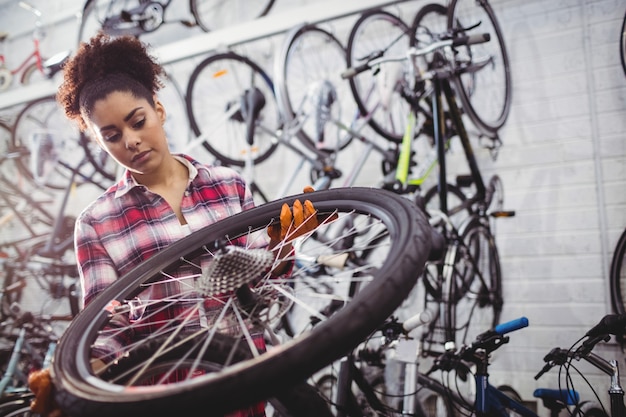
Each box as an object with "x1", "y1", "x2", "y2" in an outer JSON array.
[{"x1": 74, "y1": 158, "x2": 256, "y2": 349}]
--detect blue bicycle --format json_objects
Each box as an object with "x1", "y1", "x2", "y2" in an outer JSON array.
[{"x1": 429, "y1": 317, "x2": 612, "y2": 417}]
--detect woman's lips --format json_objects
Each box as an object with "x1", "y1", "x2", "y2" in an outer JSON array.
[{"x1": 132, "y1": 150, "x2": 151, "y2": 163}]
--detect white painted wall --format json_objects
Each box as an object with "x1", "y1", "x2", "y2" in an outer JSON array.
[{"x1": 0, "y1": 0, "x2": 624, "y2": 414}]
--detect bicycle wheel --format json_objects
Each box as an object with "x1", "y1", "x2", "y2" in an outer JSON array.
[
  {"x1": 159, "y1": 71, "x2": 192, "y2": 155},
  {"x1": 447, "y1": 0, "x2": 512, "y2": 134},
  {"x1": 275, "y1": 24, "x2": 357, "y2": 152},
  {"x1": 446, "y1": 215, "x2": 502, "y2": 346},
  {"x1": 346, "y1": 10, "x2": 413, "y2": 143},
  {"x1": 19, "y1": 61, "x2": 47, "y2": 87},
  {"x1": 77, "y1": 0, "x2": 155, "y2": 45},
  {"x1": 422, "y1": 182, "x2": 472, "y2": 228},
  {"x1": 0, "y1": 120, "x2": 18, "y2": 179},
  {"x1": 619, "y1": 13, "x2": 626, "y2": 75},
  {"x1": 186, "y1": 51, "x2": 279, "y2": 167},
  {"x1": 52, "y1": 187, "x2": 432, "y2": 417},
  {"x1": 610, "y1": 228, "x2": 626, "y2": 314},
  {"x1": 411, "y1": 3, "x2": 448, "y2": 45},
  {"x1": 191, "y1": 0, "x2": 275, "y2": 32},
  {"x1": 572, "y1": 401, "x2": 610, "y2": 417},
  {"x1": 11, "y1": 96, "x2": 109, "y2": 190},
  {"x1": 0, "y1": 394, "x2": 34, "y2": 417}
]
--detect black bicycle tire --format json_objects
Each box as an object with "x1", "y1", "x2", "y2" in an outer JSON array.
[
  {"x1": 572, "y1": 400, "x2": 610, "y2": 417},
  {"x1": 99, "y1": 331, "x2": 332, "y2": 416},
  {"x1": 0, "y1": 393, "x2": 34, "y2": 417},
  {"x1": 413, "y1": 372, "x2": 457, "y2": 417},
  {"x1": 411, "y1": 3, "x2": 448, "y2": 37},
  {"x1": 346, "y1": 9, "x2": 412, "y2": 143},
  {"x1": 274, "y1": 24, "x2": 355, "y2": 153},
  {"x1": 421, "y1": 183, "x2": 471, "y2": 298},
  {"x1": 446, "y1": 215, "x2": 502, "y2": 345},
  {"x1": 79, "y1": 132, "x2": 117, "y2": 182},
  {"x1": 447, "y1": 0, "x2": 512, "y2": 134},
  {"x1": 610, "y1": 228, "x2": 626, "y2": 314},
  {"x1": 10, "y1": 96, "x2": 82, "y2": 190},
  {"x1": 77, "y1": 0, "x2": 104, "y2": 46},
  {"x1": 77, "y1": 0, "x2": 149, "y2": 45},
  {"x1": 619, "y1": 13, "x2": 626, "y2": 75},
  {"x1": 19, "y1": 61, "x2": 45, "y2": 86},
  {"x1": 186, "y1": 51, "x2": 279, "y2": 167},
  {"x1": 52, "y1": 187, "x2": 432, "y2": 417},
  {"x1": 190, "y1": 0, "x2": 275, "y2": 32}
]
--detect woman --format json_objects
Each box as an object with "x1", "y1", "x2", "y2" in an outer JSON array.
[{"x1": 28, "y1": 33, "x2": 320, "y2": 417}]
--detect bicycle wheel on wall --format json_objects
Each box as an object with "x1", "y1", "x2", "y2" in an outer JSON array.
[
  {"x1": 610, "y1": 229, "x2": 626, "y2": 314},
  {"x1": 11, "y1": 96, "x2": 109, "y2": 190},
  {"x1": 191, "y1": 0, "x2": 275, "y2": 32},
  {"x1": 346, "y1": 9, "x2": 413, "y2": 143},
  {"x1": 446, "y1": 216, "x2": 502, "y2": 346},
  {"x1": 447, "y1": 0, "x2": 512, "y2": 135},
  {"x1": 52, "y1": 187, "x2": 432, "y2": 417},
  {"x1": 186, "y1": 51, "x2": 279, "y2": 167},
  {"x1": 274, "y1": 24, "x2": 358, "y2": 153}
]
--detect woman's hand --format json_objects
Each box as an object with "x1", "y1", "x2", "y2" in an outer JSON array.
[
  {"x1": 28, "y1": 368, "x2": 65, "y2": 417},
  {"x1": 267, "y1": 186, "x2": 318, "y2": 243}
]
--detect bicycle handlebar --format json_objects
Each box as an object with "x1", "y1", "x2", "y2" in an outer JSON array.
[
  {"x1": 535, "y1": 314, "x2": 626, "y2": 380},
  {"x1": 341, "y1": 32, "x2": 491, "y2": 80},
  {"x1": 585, "y1": 313, "x2": 626, "y2": 337}
]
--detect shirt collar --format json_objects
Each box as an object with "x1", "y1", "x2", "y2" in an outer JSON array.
[{"x1": 114, "y1": 154, "x2": 198, "y2": 198}]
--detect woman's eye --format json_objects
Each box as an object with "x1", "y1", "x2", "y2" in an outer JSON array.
[
  {"x1": 133, "y1": 119, "x2": 146, "y2": 129},
  {"x1": 104, "y1": 133, "x2": 121, "y2": 143}
]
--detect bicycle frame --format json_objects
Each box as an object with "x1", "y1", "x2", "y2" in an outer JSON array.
[
  {"x1": 0, "y1": 47, "x2": 43, "y2": 78},
  {"x1": 0, "y1": 2, "x2": 45, "y2": 90}
]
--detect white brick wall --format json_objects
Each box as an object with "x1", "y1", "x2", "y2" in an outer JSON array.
[{"x1": 0, "y1": 0, "x2": 624, "y2": 414}]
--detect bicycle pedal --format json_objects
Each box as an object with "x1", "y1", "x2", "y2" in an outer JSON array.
[
  {"x1": 490, "y1": 210, "x2": 516, "y2": 218},
  {"x1": 456, "y1": 175, "x2": 473, "y2": 187}
]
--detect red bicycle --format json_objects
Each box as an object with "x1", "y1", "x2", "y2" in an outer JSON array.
[{"x1": 0, "y1": 2, "x2": 69, "y2": 91}]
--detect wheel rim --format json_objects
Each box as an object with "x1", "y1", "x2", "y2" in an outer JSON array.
[{"x1": 53, "y1": 188, "x2": 432, "y2": 416}]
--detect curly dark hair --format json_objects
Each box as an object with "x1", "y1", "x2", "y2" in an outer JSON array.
[{"x1": 57, "y1": 32, "x2": 165, "y2": 131}]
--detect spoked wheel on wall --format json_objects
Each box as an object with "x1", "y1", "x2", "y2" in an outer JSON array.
[
  {"x1": 446, "y1": 216, "x2": 503, "y2": 346},
  {"x1": 610, "y1": 228, "x2": 626, "y2": 315},
  {"x1": 52, "y1": 187, "x2": 432, "y2": 417},
  {"x1": 447, "y1": 0, "x2": 512, "y2": 136},
  {"x1": 185, "y1": 51, "x2": 279, "y2": 167}
]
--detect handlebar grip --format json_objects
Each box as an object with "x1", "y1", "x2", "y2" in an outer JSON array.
[
  {"x1": 452, "y1": 33, "x2": 491, "y2": 47},
  {"x1": 494, "y1": 316, "x2": 529, "y2": 335},
  {"x1": 586, "y1": 313, "x2": 626, "y2": 337},
  {"x1": 341, "y1": 63, "x2": 370, "y2": 79}
]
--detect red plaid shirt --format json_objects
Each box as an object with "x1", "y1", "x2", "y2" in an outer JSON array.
[{"x1": 75, "y1": 155, "x2": 265, "y2": 416}]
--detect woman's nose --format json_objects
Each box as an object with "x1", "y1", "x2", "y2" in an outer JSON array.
[{"x1": 125, "y1": 132, "x2": 141, "y2": 150}]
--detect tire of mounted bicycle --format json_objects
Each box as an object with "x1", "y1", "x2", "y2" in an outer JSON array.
[
  {"x1": 571, "y1": 400, "x2": 610, "y2": 417},
  {"x1": 445, "y1": 215, "x2": 502, "y2": 342},
  {"x1": 274, "y1": 24, "x2": 354, "y2": 153},
  {"x1": 346, "y1": 9, "x2": 412, "y2": 144},
  {"x1": 19, "y1": 61, "x2": 45, "y2": 86},
  {"x1": 190, "y1": 0, "x2": 275, "y2": 32},
  {"x1": 10, "y1": 95, "x2": 60, "y2": 189},
  {"x1": 447, "y1": 0, "x2": 512, "y2": 134},
  {"x1": 619, "y1": 13, "x2": 626, "y2": 75},
  {"x1": 51, "y1": 187, "x2": 432, "y2": 417},
  {"x1": 185, "y1": 51, "x2": 279, "y2": 167},
  {"x1": 410, "y1": 3, "x2": 448, "y2": 46},
  {"x1": 610, "y1": 228, "x2": 626, "y2": 314},
  {"x1": 0, "y1": 393, "x2": 33, "y2": 417}
]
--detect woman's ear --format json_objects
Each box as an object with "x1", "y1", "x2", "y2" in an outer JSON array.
[{"x1": 154, "y1": 96, "x2": 167, "y2": 125}]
